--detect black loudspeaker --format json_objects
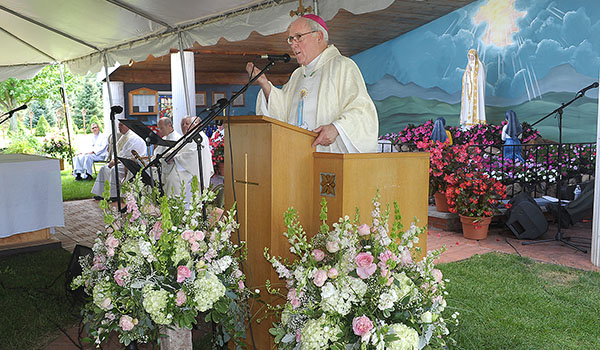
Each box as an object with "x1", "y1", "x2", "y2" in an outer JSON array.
[
  {"x1": 65, "y1": 244, "x2": 93, "y2": 302},
  {"x1": 505, "y1": 193, "x2": 548, "y2": 240}
]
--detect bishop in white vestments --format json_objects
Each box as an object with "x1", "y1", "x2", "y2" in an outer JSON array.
[
  {"x1": 246, "y1": 14, "x2": 378, "y2": 153},
  {"x1": 91, "y1": 121, "x2": 147, "y2": 198}
]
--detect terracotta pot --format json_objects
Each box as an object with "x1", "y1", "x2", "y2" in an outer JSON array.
[
  {"x1": 459, "y1": 215, "x2": 492, "y2": 240},
  {"x1": 59, "y1": 158, "x2": 65, "y2": 171},
  {"x1": 217, "y1": 162, "x2": 225, "y2": 176},
  {"x1": 433, "y1": 191, "x2": 450, "y2": 212}
]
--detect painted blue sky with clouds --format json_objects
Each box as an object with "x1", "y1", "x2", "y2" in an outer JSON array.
[{"x1": 353, "y1": 0, "x2": 600, "y2": 100}]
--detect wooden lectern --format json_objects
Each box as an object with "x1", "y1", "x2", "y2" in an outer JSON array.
[{"x1": 223, "y1": 115, "x2": 429, "y2": 349}]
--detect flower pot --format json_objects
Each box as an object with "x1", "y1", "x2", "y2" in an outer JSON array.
[
  {"x1": 217, "y1": 162, "x2": 225, "y2": 176},
  {"x1": 459, "y1": 215, "x2": 492, "y2": 240},
  {"x1": 59, "y1": 158, "x2": 65, "y2": 171},
  {"x1": 433, "y1": 191, "x2": 450, "y2": 212}
]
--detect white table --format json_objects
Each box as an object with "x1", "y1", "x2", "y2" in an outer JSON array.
[{"x1": 0, "y1": 154, "x2": 64, "y2": 238}]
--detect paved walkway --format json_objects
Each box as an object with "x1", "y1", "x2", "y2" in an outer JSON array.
[{"x1": 42, "y1": 199, "x2": 599, "y2": 349}]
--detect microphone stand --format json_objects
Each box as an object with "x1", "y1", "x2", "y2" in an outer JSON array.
[
  {"x1": 521, "y1": 90, "x2": 592, "y2": 252},
  {"x1": 0, "y1": 107, "x2": 23, "y2": 126},
  {"x1": 109, "y1": 106, "x2": 123, "y2": 213},
  {"x1": 143, "y1": 60, "x2": 276, "y2": 221}
]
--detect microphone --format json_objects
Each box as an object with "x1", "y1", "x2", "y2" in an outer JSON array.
[
  {"x1": 6, "y1": 104, "x2": 27, "y2": 114},
  {"x1": 577, "y1": 82, "x2": 599, "y2": 95},
  {"x1": 259, "y1": 54, "x2": 291, "y2": 63},
  {"x1": 111, "y1": 105, "x2": 123, "y2": 114}
]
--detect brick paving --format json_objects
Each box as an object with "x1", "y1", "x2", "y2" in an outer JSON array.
[{"x1": 41, "y1": 201, "x2": 599, "y2": 349}]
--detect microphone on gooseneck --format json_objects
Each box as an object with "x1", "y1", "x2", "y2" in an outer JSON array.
[
  {"x1": 577, "y1": 82, "x2": 599, "y2": 95},
  {"x1": 258, "y1": 54, "x2": 291, "y2": 63}
]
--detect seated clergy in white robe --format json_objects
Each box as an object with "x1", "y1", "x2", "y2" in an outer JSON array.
[
  {"x1": 156, "y1": 116, "x2": 213, "y2": 198},
  {"x1": 73, "y1": 122, "x2": 108, "y2": 180},
  {"x1": 91, "y1": 121, "x2": 147, "y2": 198},
  {"x1": 246, "y1": 14, "x2": 378, "y2": 153}
]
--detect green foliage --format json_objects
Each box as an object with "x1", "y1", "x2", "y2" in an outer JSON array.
[
  {"x1": 34, "y1": 114, "x2": 50, "y2": 136},
  {"x1": 72, "y1": 75, "x2": 103, "y2": 130},
  {"x1": 3, "y1": 131, "x2": 41, "y2": 154}
]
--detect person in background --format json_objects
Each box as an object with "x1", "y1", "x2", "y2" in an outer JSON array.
[
  {"x1": 502, "y1": 110, "x2": 524, "y2": 162},
  {"x1": 73, "y1": 122, "x2": 108, "y2": 180},
  {"x1": 430, "y1": 117, "x2": 453, "y2": 145},
  {"x1": 91, "y1": 120, "x2": 146, "y2": 199},
  {"x1": 246, "y1": 14, "x2": 378, "y2": 153},
  {"x1": 156, "y1": 116, "x2": 212, "y2": 197}
]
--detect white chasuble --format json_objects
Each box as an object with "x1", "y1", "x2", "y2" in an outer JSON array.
[{"x1": 256, "y1": 45, "x2": 378, "y2": 153}]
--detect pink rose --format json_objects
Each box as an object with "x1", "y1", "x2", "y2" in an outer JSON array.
[
  {"x1": 352, "y1": 315, "x2": 373, "y2": 340},
  {"x1": 181, "y1": 230, "x2": 194, "y2": 241},
  {"x1": 291, "y1": 298, "x2": 300, "y2": 309},
  {"x1": 238, "y1": 280, "x2": 245, "y2": 291},
  {"x1": 106, "y1": 247, "x2": 115, "y2": 257},
  {"x1": 119, "y1": 315, "x2": 135, "y2": 331},
  {"x1": 312, "y1": 249, "x2": 325, "y2": 262},
  {"x1": 327, "y1": 268, "x2": 339, "y2": 279},
  {"x1": 355, "y1": 252, "x2": 377, "y2": 279},
  {"x1": 113, "y1": 267, "x2": 130, "y2": 286},
  {"x1": 175, "y1": 290, "x2": 187, "y2": 306},
  {"x1": 357, "y1": 224, "x2": 371, "y2": 237},
  {"x1": 432, "y1": 269, "x2": 443, "y2": 283},
  {"x1": 326, "y1": 240, "x2": 340, "y2": 253},
  {"x1": 313, "y1": 269, "x2": 328, "y2": 287},
  {"x1": 177, "y1": 265, "x2": 192, "y2": 283},
  {"x1": 191, "y1": 241, "x2": 200, "y2": 252},
  {"x1": 194, "y1": 230, "x2": 205, "y2": 241}
]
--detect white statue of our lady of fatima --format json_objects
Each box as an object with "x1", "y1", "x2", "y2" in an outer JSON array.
[{"x1": 459, "y1": 49, "x2": 486, "y2": 130}]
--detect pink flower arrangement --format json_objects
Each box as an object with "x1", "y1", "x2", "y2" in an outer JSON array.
[
  {"x1": 355, "y1": 252, "x2": 377, "y2": 279},
  {"x1": 176, "y1": 265, "x2": 192, "y2": 283},
  {"x1": 353, "y1": 315, "x2": 374, "y2": 341}
]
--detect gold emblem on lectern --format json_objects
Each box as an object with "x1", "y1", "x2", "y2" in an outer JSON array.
[{"x1": 320, "y1": 173, "x2": 336, "y2": 197}]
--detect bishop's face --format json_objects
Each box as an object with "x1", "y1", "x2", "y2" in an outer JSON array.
[{"x1": 288, "y1": 19, "x2": 324, "y2": 66}]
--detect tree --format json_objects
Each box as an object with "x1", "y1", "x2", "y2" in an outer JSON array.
[
  {"x1": 0, "y1": 65, "x2": 80, "y2": 132},
  {"x1": 35, "y1": 115, "x2": 50, "y2": 137},
  {"x1": 72, "y1": 75, "x2": 102, "y2": 130}
]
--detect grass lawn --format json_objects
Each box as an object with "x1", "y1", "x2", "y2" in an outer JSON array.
[
  {"x1": 0, "y1": 248, "x2": 81, "y2": 349},
  {"x1": 439, "y1": 252, "x2": 600, "y2": 350},
  {"x1": 61, "y1": 162, "x2": 95, "y2": 201},
  {"x1": 2, "y1": 250, "x2": 598, "y2": 349}
]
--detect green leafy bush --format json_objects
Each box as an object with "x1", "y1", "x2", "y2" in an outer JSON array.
[
  {"x1": 4, "y1": 131, "x2": 41, "y2": 155},
  {"x1": 34, "y1": 114, "x2": 50, "y2": 136}
]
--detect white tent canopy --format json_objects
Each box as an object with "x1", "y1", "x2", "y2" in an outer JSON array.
[{"x1": 0, "y1": 0, "x2": 394, "y2": 80}]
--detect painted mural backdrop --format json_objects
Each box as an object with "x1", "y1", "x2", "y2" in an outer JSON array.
[{"x1": 352, "y1": 0, "x2": 600, "y2": 142}]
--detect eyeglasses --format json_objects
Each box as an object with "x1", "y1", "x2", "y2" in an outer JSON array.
[{"x1": 286, "y1": 30, "x2": 317, "y2": 45}]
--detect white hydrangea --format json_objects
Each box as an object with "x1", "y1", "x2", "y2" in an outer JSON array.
[
  {"x1": 300, "y1": 315, "x2": 340, "y2": 350},
  {"x1": 171, "y1": 238, "x2": 191, "y2": 266},
  {"x1": 393, "y1": 272, "x2": 418, "y2": 302},
  {"x1": 193, "y1": 271, "x2": 226, "y2": 312},
  {"x1": 138, "y1": 239, "x2": 155, "y2": 262},
  {"x1": 142, "y1": 286, "x2": 172, "y2": 324},
  {"x1": 387, "y1": 323, "x2": 419, "y2": 350}
]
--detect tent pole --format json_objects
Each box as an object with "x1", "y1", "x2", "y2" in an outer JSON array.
[
  {"x1": 177, "y1": 31, "x2": 192, "y2": 118},
  {"x1": 313, "y1": 0, "x2": 319, "y2": 15},
  {"x1": 58, "y1": 63, "x2": 74, "y2": 166},
  {"x1": 103, "y1": 52, "x2": 122, "y2": 212}
]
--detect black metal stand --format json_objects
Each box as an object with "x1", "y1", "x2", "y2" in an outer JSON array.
[
  {"x1": 0, "y1": 104, "x2": 27, "y2": 126},
  {"x1": 143, "y1": 60, "x2": 276, "y2": 222},
  {"x1": 521, "y1": 88, "x2": 595, "y2": 253},
  {"x1": 109, "y1": 106, "x2": 123, "y2": 213}
]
